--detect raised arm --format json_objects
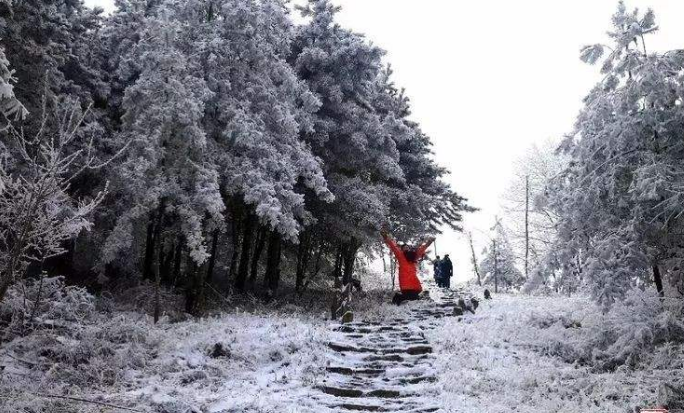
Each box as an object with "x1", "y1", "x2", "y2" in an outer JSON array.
[
  {"x1": 416, "y1": 236, "x2": 436, "y2": 257},
  {"x1": 381, "y1": 231, "x2": 401, "y2": 258}
]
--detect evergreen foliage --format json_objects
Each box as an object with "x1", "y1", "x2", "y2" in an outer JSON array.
[{"x1": 0, "y1": 0, "x2": 471, "y2": 311}]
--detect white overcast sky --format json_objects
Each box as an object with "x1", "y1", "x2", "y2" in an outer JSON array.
[{"x1": 85, "y1": 0, "x2": 684, "y2": 282}]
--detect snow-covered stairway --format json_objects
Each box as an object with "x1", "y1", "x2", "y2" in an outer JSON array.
[{"x1": 310, "y1": 287, "x2": 464, "y2": 412}]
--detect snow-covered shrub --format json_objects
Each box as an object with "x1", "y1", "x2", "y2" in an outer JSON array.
[
  {"x1": 530, "y1": 288, "x2": 684, "y2": 371},
  {"x1": 0, "y1": 98, "x2": 108, "y2": 304},
  {"x1": 0, "y1": 276, "x2": 96, "y2": 339}
]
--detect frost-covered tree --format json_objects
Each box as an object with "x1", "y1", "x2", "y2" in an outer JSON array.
[
  {"x1": 480, "y1": 220, "x2": 524, "y2": 293},
  {"x1": 96, "y1": 0, "x2": 337, "y2": 309},
  {"x1": 376, "y1": 67, "x2": 472, "y2": 240},
  {"x1": 291, "y1": 1, "x2": 471, "y2": 286},
  {"x1": 0, "y1": 0, "x2": 105, "y2": 132},
  {"x1": 200, "y1": 0, "x2": 333, "y2": 292},
  {"x1": 0, "y1": 46, "x2": 28, "y2": 125},
  {"x1": 550, "y1": 2, "x2": 684, "y2": 307},
  {"x1": 502, "y1": 141, "x2": 568, "y2": 291},
  {"x1": 291, "y1": 0, "x2": 402, "y2": 284},
  {"x1": 99, "y1": 3, "x2": 220, "y2": 268},
  {"x1": 0, "y1": 0, "x2": 471, "y2": 312},
  {"x1": 0, "y1": 99, "x2": 107, "y2": 303}
]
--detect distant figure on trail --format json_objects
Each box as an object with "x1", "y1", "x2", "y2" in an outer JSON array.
[
  {"x1": 484, "y1": 289, "x2": 492, "y2": 300},
  {"x1": 382, "y1": 231, "x2": 435, "y2": 305},
  {"x1": 433, "y1": 255, "x2": 442, "y2": 286},
  {"x1": 440, "y1": 254, "x2": 453, "y2": 289}
]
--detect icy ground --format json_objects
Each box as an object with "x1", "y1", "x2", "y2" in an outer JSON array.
[{"x1": 1, "y1": 283, "x2": 681, "y2": 412}]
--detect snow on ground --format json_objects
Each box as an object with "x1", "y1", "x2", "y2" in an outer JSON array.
[
  {"x1": 2, "y1": 279, "x2": 682, "y2": 412},
  {"x1": 429, "y1": 287, "x2": 682, "y2": 413},
  {"x1": 0, "y1": 293, "x2": 329, "y2": 412}
]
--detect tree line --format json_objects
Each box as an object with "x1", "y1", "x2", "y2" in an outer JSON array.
[{"x1": 0, "y1": 0, "x2": 471, "y2": 315}]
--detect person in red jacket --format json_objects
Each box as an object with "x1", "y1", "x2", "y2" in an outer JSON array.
[{"x1": 382, "y1": 231, "x2": 435, "y2": 305}]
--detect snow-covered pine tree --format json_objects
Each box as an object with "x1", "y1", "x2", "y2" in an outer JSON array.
[
  {"x1": 0, "y1": 0, "x2": 470, "y2": 310},
  {"x1": 548, "y1": 2, "x2": 684, "y2": 308},
  {"x1": 376, "y1": 66, "x2": 472, "y2": 241},
  {"x1": 97, "y1": 0, "x2": 335, "y2": 307},
  {"x1": 292, "y1": 0, "x2": 403, "y2": 285},
  {"x1": 292, "y1": 1, "x2": 472, "y2": 286},
  {"x1": 480, "y1": 220, "x2": 524, "y2": 292},
  {"x1": 0, "y1": 46, "x2": 28, "y2": 125},
  {"x1": 0, "y1": 0, "x2": 105, "y2": 133}
]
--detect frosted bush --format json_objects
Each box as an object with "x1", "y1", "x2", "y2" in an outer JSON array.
[
  {"x1": 0, "y1": 276, "x2": 96, "y2": 340},
  {"x1": 530, "y1": 288, "x2": 684, "y2": 371}
]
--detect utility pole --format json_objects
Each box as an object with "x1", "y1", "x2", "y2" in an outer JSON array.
[
  {"x1": 524, "y1": 174, "x2": 530, "y2": 280},
  {"x1": 493, "y1": 237, "x2": 498, "y2": 294}
]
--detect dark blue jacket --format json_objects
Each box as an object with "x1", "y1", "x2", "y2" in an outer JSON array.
[
  {"x1": 440, "y1": 257, "x2": 453, "y2": 278},
  {"x1": 433, "y1": 260, "x2": 442, "y2": 277}
]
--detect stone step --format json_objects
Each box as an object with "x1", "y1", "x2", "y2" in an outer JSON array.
[
  {"x1": 326, "y1": 366, "x2": 385, "y2": 376},
  {"x1": 324, "y1": 372, "x2": 438, "y2": 388},
  {"x1": 324, "y1": 399, "x2": 441, "y2": 413},
  {"x1": 314, "y1": 286, "x2": 455, "y2": 412},
  {"x1": 317, "y1": 385, "x2": 414, "y2": 399},
  {"x1": 328, "y1": 342, "x2": 433, "y2": 355}
]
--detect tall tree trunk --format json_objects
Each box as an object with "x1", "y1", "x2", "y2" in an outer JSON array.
[
  {"x1": 206, "y1": 229, "x2": 220, "y2": 282},
  {"x1": 493, "y1": 239, "x2": 499, "y2": 294},
  {"x1": 467, "y1": 232, "x2": 482, "y2": 286},
  {"x1": 172, "y1": 238, "x2": 183, "y2": 286},
  {"x1": 184, "y1": 256, "x2": 199, "y2": 315},
  {"x1": 227, "y1": 202, "x2": 243, "y2": 281},
  {"x1": 390, "y1": 254, "x2": 396, "y2": 290},
  {"x1": 295, "y1": 232, "x2": 311, "y2": 291},
  {"x1": 264, "y1": 232, "x2": 282, "y2": 294},
  {"x1": 524, "y1": 175, "x2": 530, "y2": 280},
  {"x1": 303, "y1": 241, "x2": 325, "y2": 291},
  {"x1": 341, "y1": 241, "x2": 359, "y2": 285},
  {"x1": 185, "y1": 255, "x2": 208, "y2": 316},
  {"x1": 235, "y1": 214, "x2": 255, "y2": 291},
  {"x1": 154, "y1": 233, "x2": 164, "y2": 323},
  {"x1": 143, "y1": 219, "x2": 156, "y2": 280},
  {"x1": 333, "y1": 247, "x2": 343, "y2": 286},
  {"x1": 382, "y1": 250, "x2": 386, "y2": 273},
  {"x1": 160, "y1": 239, "x2": 175, "y2": 285},
  {"x1": 248, "y1": 228, "x2": 266, "y2": 290},
  {"x1": 653, "y1": 264, "x2": 664, "y2": 297},
  {"x1": 144, "y1": 202, "x2": 165, "y2": 280}
]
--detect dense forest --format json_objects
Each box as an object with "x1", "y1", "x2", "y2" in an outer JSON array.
[{"x1": 0, "y1": 0, "x2": 471, "y2": 316}]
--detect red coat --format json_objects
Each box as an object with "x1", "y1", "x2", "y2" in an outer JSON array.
[{"x1": 383, "y1": 235, "x2": 429, "y2": 293}]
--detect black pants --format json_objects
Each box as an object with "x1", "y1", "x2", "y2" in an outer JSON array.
[{"x1": 392, "y1": 291, "x2": 420, "y2": 305}]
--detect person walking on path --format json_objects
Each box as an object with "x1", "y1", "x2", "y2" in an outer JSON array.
[
  {"x1": 440, "y1": 254, "x2": 453, "y2": 289},
  {"x1": 433, "y1": 255, "x2": 442, "y2": 287},
  {"x1": 382, "y1": 230, "x2": 435, "y2": 305}
]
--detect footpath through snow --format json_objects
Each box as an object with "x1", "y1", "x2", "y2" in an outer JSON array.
[{"x1": 301, "y1": 286, "x2": 468, "y2": 412}]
